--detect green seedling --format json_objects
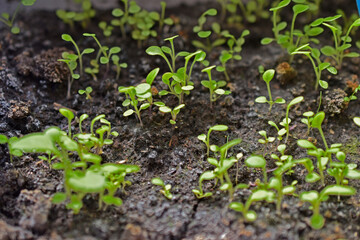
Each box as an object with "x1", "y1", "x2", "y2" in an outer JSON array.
[
  {"x1": 300, "y1": 185, "x2": 356, "y2": 229},
  {"x1": 237, "y1": 0, "x2": 270, "y2": 23},
  {"x1": 111, "y1": 55, "x2": 128, "y2": 80},
  {"x1": 127, "y1": 1, "x2": 160, "y2": 48},
  {"x1": 59, "y1": 108, "x2": 74, "y2": 138},
  {"x1": 245, "y1": 155, "x2": 268, "y2": 187},
  {"x1": 56, "y1": 0, "x2": 95, "y2": 30},
  {"x1": 154, "y1": 103, "x2": 185, "y2": 125},
  {"x1": 301, "y1": 111, "x2": 314, "y2": 135},
  {"x1": 327, "y1": 151, "x2": 360, "y2": 186},
  {"x1": 262, "y1": 0, "x2": 324, "y2": 61},
  {"x1": 78, "y1": 86, "x2": 93, "y2": 100},
  {"x1": 158, "y1": 50, "x2": 206, "y2": 104},
  {"x1": 280, "y1": 96, "x2": 304, "y2": 143},
  {"x1": 111, "y1": 0, "x2": 131, "y2": 38},
  {"x1": 192, "y1": 138, "x2": 242, "y2": 199},
  {"x1": 268, "y1": 121, "x2": 287, "y2": 141},
  {"x1": 83, "y1": 33, "x2": 121, "y2": 73},
  {"x1": 197, "y1": 124, "x2": 229, "y2": 157},
  {"x1": 61, "y1": 34, "x2": 94, "y2": 75},
  {"x1": 345, "y1": 84, "x2": 360, "y2": 102},
  {"x1": 119, "y1": 84, "x2": 151, "y2": 126},
  {"x1": 0, "y1": 0, "x2": 36, "y2": 34},
  {"x1": 291, "y1": 44, "x2": 337, "y2": 90},
  {"x1": 85, "y1": 60, "x2": 99, "y2": 81},
  {"x1": 269, "y1": 161, "x2": 297, "y2": 214},
  {"x1": 255, "y1": 69, "x2": 286, "y2": 112},
  {"x1": 146, "y1": 35, "x2": 190, "y2": 73},
  {"x1": 99, "y1": 21, "x2": 113, "y2": 37},
  {"x1": 38, "y1": 151, "x2": 57, "y2": 166},
  {"x1": 192, "y1": 9, "x2": 226, "y2": 52},
  {"x1": 158, "y1": 1, "x2": 174, "y2": 32},
  {"x1": 151, "y1": 177, "x2": 173, "y2": 200},
  {"x1": 258, "y1": 130, "x2": 275, "y2": 157},
  {"x1": 229, "y1": 189, "x2": 275, "y2": 222},
  {"x1": 58, "y1": 52, "x2": 80, "y2": 99},
  {"x1": 201, "y1": 66, "x2": 231, "y2": 108},
  {"x1": 270, "y1": 144, "x2": 295, "y2": 174},
  {"x1": 312, "y1": 16, "x2": 360, "y2": 68},
  {"x1": 216, "y1": 30, "x2": 250, "y2": 81}
]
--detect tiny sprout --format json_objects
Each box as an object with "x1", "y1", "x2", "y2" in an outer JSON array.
[
  {"x1": 61, "y1": 34, "x2": 94, "y2": 75},
  {"x1": 59, "y1": 108, "x2": 74, "y2": 138},
  {"x1": 229, "y1": 189, "x2": 274, "y2": 222},
  {"x1": 258, "y1": 130, "x2": 275, "y2": 156},
  {"x1": 58, "y1": 52, "x2": 80, "y2": 99},
  {"x1": 301, "y1": 111, "x2": 314, "y2": 135},
  {"x1": 300, "y1": 185, "x2": 356, "y2": 229},
  {"x1": 111, "y1": 55, "x2": 127, "y2": 80},
  {"x1": 255, "y1": 69, "x2": 285, "y2": 113},
  {"x1": 201, "y1": 65, "x2": 230, "y2": 108},
  {"x1": 155, "y1": 102, "x2": 185, "y2": 125},
  {"x1": 78, "y1": 86, "x2": 93, "y2": 100},
  {"x1": 197, "y1": 124, "x2": 228, "y2": 157},
  {"x1": 280, "y1": 96, "x2": 304, "y2": 143},
  {"x1": 158, "y1": 1, "x2": 173, "y2": 32},
  {"x1": 245, "y1": 155, "x2": 268, "y2": 185},
  {"x1": 151, "y1": 177, "x2": 173, "y2": 200}
]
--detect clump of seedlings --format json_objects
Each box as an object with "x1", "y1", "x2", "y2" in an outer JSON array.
[
  {"x1": 192, "y1": 136, "x2": 242, "y2": 200},
  {"x1": 56, "y1": 0, "x2": 95, "y2": 30},
  {"x1": 154, "y1": 102, "x2": 185, "y2": 125},
  {"x1": 201, "y1": 65, "x2": 231, "y2": 108},
  {"x1": 0, "y1": 0, "x2": 36, "y2": 34},
  {"x1": 300, "y1": 185, "x2": 356, "y2": 229},
  {"x1": 78, "y1": 86, "x2": 93, "y2": 100},
  {"x1": 255, "y1": 69, "x2": 286, "y2": 112},
  {"x1": 151, "y1": 177, "x2": 173, "y2": 200}
]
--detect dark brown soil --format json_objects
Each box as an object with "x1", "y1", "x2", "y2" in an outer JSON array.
[{"x1": 1, "y1": 1, "x2": 360, "y2": 239}]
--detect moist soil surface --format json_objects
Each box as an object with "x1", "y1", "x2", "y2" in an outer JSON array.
[{"x1": 1, "y1": 1, "x2": 360, "y2": 239}]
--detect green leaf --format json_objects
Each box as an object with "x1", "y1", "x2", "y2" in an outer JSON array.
[
  {"x1": 52, "y1": 192, "x2": 67, "y2": 204},
  {"x1": 211, "y1": 125, "x2": 228, "y2": 131},
  {"x1": 319, "y1": 80, "x2": 328, "y2": 89},
  {"x1": 123, "y1": 109, "x2": 134, "y2": 117},
  {"x1": 297, "y1": 139, "x2": 316, "y2": 149},
  {"x1": 245, "y1": 155, "x2": 266, "y2": 168},
  {"x1": 293, "y1": 4, "x2": 309, "y2": 15},
  {"x1": 288, "y1": 96, "x2": 304, "y2": 107},
  {"x1": 229, "y1": 202, "x2": 244, "y2": 212},
  {"x1": 261, "y1": 38, "x2": 274, "y2": 45},
  {"x1": 159, "y1": 106, "x2": 172, "y2": 113},
  {"x1": 11, "y1": 27, "x2": 20, "y2": 34},
  {"x1": 326, "y1": 67, "x2": 337, "y2": 75},
  {"x1": 270, "y1": 0, "x2": 291, "y2": 11},
  {"x1": 68, "y1": 170, "x2": 106, "y2": 193},
  {"x1": 263, "y1": 69, "x2": 275, "y2": 83},
  {"x1": 151, "y1": 177, "x2": 165, "y2": 186},
  {"x1": 321, "y1": 185, "x2": 356, "y2": 197},
  {"x1": 21, "y1": 0, "x2": 36, "y2": 6},
  {"x1": 61, "y1": 34, "x2": 73, "y2": 42},
  {"x1": 205, "y1": 8, "x2": 217, "y2": 16},
  {"x1": 110, "y1": 47, "x2": 121, "y2": 55},
  {"x1": 310, "y1": 214, "x2": 325, "y2": 230},
  {"x1": 102, "y1": 196, "x2": 123, "y2": 206},
  {"x1": 100, "y1": 57, "x2": 109, "y2": 64},
  {"x1": 198, "y1": 31, "x2": 212, "y2": 38},
  {"x1": 311, "y1": 112, "x2": 325, "y2": 129},
  {"x1": 140, "y1": 103, "x2": 150, "y2": 110},
  {"x1": 0, "y1": 135, "x2": 8, "y2": 144},
  {"x1": 146, "y1": 46, "x2": 164, "y2": 56},
  {"x1": 255, "y1": 96, "x2": 267, "y2": 103},
  {"x1": 319, "y1": 62, "x2": 330, "y2": 71},
  {"x1": 354, "y1": 117, "x2": 360, "y2": 127},
  {"x1": 112, "y1": 8, "x2": 124, "y2": 17},
  {"x1": 135, "y1": 83, "x2": 151, "y2": 95}
]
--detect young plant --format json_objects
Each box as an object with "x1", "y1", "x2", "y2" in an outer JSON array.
[
  {"x1": 146, "y1": 35, "x2": 190, "y2": 73},
  {"x1": 154, "y1": 103, "x2": 185, "y2": 125},
  {"x1": 83, "y1": 33, "x2": 121, "y2": 73},
  {"x1": 151, "y1": 177, "x2": 173, "y2": 200},
  {"x1": 201, "y1": 66, "x2": 231, "y2": 108},
  {"x1": 59, "y1": 108, "x2": 74, "y2": 138},
  {"x1": 99, "y1": 21, "x2": 113, "y2": 37},
  {"x1": 216, "y1": 30, "x2": 249, "y2": 81},
  {"x1": 327, "y1": 151, "x2": 360, "y2": 186},
  {"x1": 1, "y1": 0, "x2": 36, "y2": 34},
  {"x1": 255, "y1": 69, "x2": 286, "y2": 112},
  {"x1": 291, "y1": 44, "x2": 337, "y2": 90},
  {"x1": 61, "y1": 34, "x2": 95, "y2": 75},
  {"x1": 313, "y1": 16, "x2": 360, "y2": 68},
  {"x1": 118, "y1": 68, "x2": 159, "y2": 127},
  {"x1": 56, "y1": 0, "x2": 95, "y2": 30},
  {"x1": 301, "y1": 111, "x2": 314, "y2": 135},
  {"x1": 58, "y1": 52, "x2": 80, "y2": 99},
  {"x1": 280, "y1": 96, "x2": 304, "y2": 143},
  {"x1": 258, "y1": 130, "x2": 275, "y2": 157},
  {"x1": 300, "y1": 185, "x2": 356, "y2": 229},
  {"x1": 85, "y1": 60, "x2": 100, "y2": 81},
  {"x1": 192, "y1": 138, "x2": 242, "y2": 199},
  {"x1": 229, "y1": 189, "x2": 275, "y2": 222},
  {"x1": 158, "y1": 1, "x2": 174, "y2": 32},
  {"x1": 78, "y1": 86, "x2": 93, "y2": 100},
  {"x1": 245, "y1": 155, "x2": 268, "y2": 188},
  {"x1": 111, "y1": 55, "x2": 128, "y2": 80},
  {"x1": 268, "y1": 162, "x2": 297, "y2": 214},
  {"x1": 197, "y1": 124, "x2": 229, "y2": 157},
  {"x1": 111, "y1": 0, "x2": 132, "y2": 38},
  {"x1": 158, "y1": 50, "x2": 206, "y2": 104},
  {"x1": 192, "y1": 9, "x2": 226, "y2": 52}
]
